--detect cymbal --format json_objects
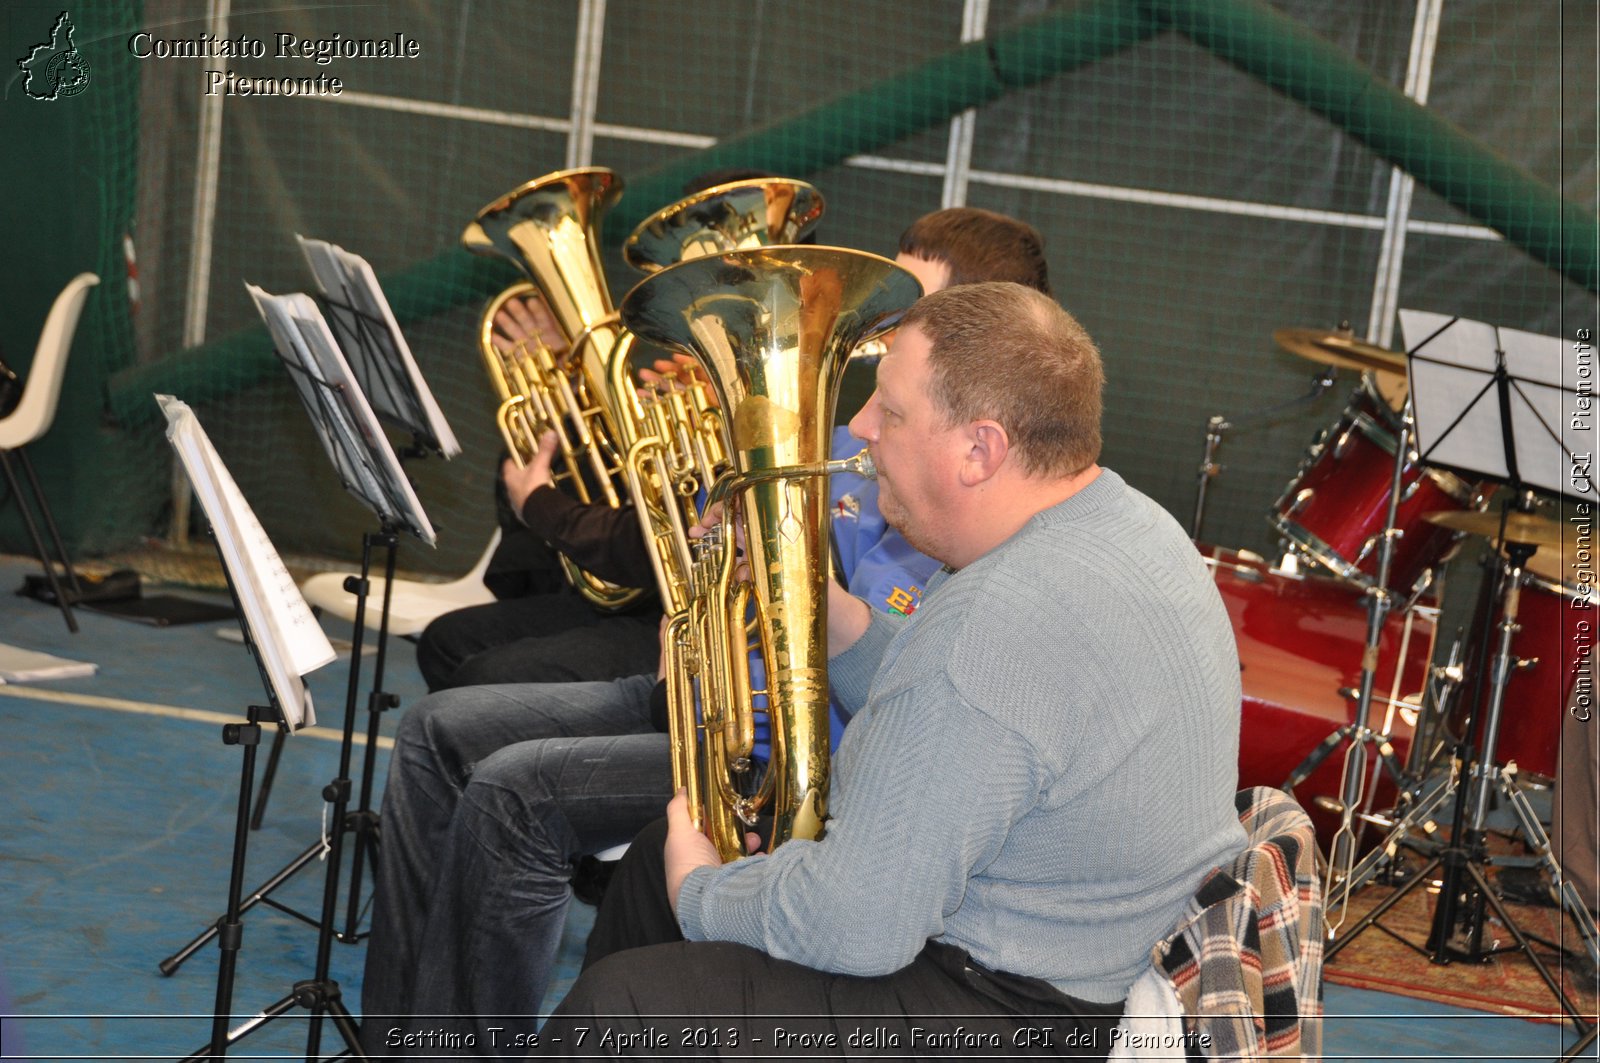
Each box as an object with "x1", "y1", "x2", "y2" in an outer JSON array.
[
  {"x1": 1422, "y1": 509, "x2": 1564, "y2": 548},
  {"x1": 1274, "y1": 328, "x2": 1407, "y2": 377},
  {"x1": 1519, "y1": 541, "x2": 1576, "y2": 585}
]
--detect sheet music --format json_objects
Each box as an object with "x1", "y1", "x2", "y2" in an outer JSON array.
[
  {"x1": 247, "y1": 283, "x2": 437, "y2": 545},
  {"x1": 157, "y1": 395, "x2": 334, "y2": 729},
  {"x1": 297, "y1": 235, "x2": 461, "y2": 458},
  {"x1": 1401, "y1": 309, "x2": 1587, "y2": 503}
]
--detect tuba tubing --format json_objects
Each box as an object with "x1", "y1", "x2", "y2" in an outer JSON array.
[
  {"x1": 463, "y1": 168, "x2": 643, "y2": 610},
  {"x1": 620, "y1": 245, "x2": 920, "y2": 859}
]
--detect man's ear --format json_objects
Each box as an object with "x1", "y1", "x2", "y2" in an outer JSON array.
[{"x1": 960, "y1": 421, "x2": 1009, "y2": 486}]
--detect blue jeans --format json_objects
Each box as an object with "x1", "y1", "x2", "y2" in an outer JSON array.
[{"x1": 359, "y1": 672, "x2": 670, "y2": 1057}]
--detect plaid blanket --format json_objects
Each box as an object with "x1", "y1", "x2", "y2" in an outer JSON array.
[{"x1": 1150, "y1": 787, "x2": 1325, "y2": 1060}]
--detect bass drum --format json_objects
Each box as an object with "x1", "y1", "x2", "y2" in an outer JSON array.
[{"x1": 1203, "y1": 544, "x2": 1437, "y2": 849}]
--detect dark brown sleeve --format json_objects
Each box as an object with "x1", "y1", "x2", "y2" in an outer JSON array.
[{"x1": 519, "y1": 485, "x2": 658, "y2": 591}]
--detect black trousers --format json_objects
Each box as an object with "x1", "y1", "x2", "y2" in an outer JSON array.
[
  {"x1": 414, "y1": 592, "x2": 660, "y2": 692},
  {"x1": 534, "y1": 819, "x2": 1122, "y2": 1060}
]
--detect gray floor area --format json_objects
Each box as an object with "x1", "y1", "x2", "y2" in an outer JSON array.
[{"x1": 0, "y1": 552, "x2": 1584, "y2": 1060}]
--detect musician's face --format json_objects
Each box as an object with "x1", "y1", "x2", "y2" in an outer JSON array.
[{"x1": 849, "y1": 325, "x2": 961, "y2": 560}]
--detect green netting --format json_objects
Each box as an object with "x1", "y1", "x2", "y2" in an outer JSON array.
[{"x1": 2, "y1": 0, "x2": 1594, "y2": 581}]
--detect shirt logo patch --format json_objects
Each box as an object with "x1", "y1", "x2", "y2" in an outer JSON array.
[{"x1": 884, "y1": 585, "x2": 922, "y2": 616}]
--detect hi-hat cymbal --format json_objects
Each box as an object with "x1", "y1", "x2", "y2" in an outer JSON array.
[
  {"x1": 1423, "y1": 509, "x2": 1563, "y2": 548},
  {"x1": 1274, "y1": 328, "x2": 1407, "y2": 377}
]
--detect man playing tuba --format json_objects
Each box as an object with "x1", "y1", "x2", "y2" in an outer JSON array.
[
  {"x1": 412, "y1": 288, "x2": 666, "y2": 692},
  {"x1": 535, "y1": 281, "x2": 1248, "y2": 1060},
  {"x1": 359, "y1": 208, "x2": 1057, "y2": 1057}
]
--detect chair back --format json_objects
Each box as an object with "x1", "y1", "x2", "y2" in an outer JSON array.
[
  {"x1": 1, "y1": 273, "x2": 99, "y2": 449},
  {"x1": 461, "y1": 526, "x2": 504, "y2": 586},
  {"x1": 1150, "y1": 787, "x2": 1325, "y2": 1059}
]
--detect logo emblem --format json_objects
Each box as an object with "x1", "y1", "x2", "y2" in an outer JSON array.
[
  {"x1": 884, "y1": 585, "x2": 922, "y2": 616},
  {"x1": 18, "y1": 12, "x2": 92, "y2": 101}
]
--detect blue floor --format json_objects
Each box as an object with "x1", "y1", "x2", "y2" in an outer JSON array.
[{"x1": 0, "y1": 554, "x2": 1587, "y2": 1061}]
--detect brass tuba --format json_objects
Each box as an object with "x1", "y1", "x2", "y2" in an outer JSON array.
[
  {"x1": 462, "y1": 167, "x2": 643, "y2": 610},
  {"x1": 619, "y1": 246, "x2": 920, "y2": 859},
  {"x1": 614, "y1": 177, "x2": 826, "y2": 613}
]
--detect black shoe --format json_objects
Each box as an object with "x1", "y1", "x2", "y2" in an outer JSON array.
[
  {"x1": 571, "y1": 855, "x2": 618, "y2": 907},
  {"x1": 1496, "y1": 866, "x2": 1559, "y2": 908}
]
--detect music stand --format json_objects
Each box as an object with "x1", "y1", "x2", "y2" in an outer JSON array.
[
  {"x1": 1325, "y1": 311, "x2": 1598, "y2": 1049},
  {"x1": 160, "y1": 286, "x2": 434, "y2": 1061},
  {"x1": 155, "y1": 397, "x2": 356, "y2": 1060},
  {"x1": 298, "y1": 235, "x2": 460, "y2": 460},
  {"x1": 251, "y1": 252, "x2": 458, "y2": 831}
]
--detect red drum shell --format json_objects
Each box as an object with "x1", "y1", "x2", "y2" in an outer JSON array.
[
  {"x1": 1269, "y1": 396, "x2": 1480, "y2": 595},
  {"x1": 1205, "y1": 545, "x2": 1434, "y2": 850},
  {"x1": 1450, "y1": 572, "x2": 1592, "y2": 782}
]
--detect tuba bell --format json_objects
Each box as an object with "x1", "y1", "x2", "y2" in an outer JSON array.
[
  {"x1": 462, "y1": 167, "x2": 643, "y2": 610},
  {"x1": 615, "y1": 177, "x2": 827, "y2": 613},
  {"x1": 619, "y1": 246, "x2": 920, "y2": 859},
  {"x1": 622, "y1": 177, "x2": 825, "y2": 273}
]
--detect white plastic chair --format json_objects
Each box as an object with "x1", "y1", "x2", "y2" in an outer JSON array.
[
  {"x1": 1, "y1": 272, "x2": 99, "y2": 633},
  {"x1": 300, "y1": 526, "x2": 503, "y2": 638}
]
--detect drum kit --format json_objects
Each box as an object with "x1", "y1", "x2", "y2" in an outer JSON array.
[{"x1": 1208, "y1": 323, "x2": 1597, "y2": 1042}]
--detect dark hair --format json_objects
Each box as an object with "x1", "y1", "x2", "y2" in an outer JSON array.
[
  {"x1": 897, "y1": 208, "x2": 1051, "y2": 295},
  {"x1": 900, "y1": 282, "x2": 1101, "y2": 477}
]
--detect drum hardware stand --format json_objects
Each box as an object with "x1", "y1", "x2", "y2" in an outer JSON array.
[
  {"x1": 1318, "y1": 638, "x2": 1469, "y2": 904},
  {"x1": 1189, "y1": 368, "x2": 1337, "y2": 542},
  {"x1": 1402, "y1": 635, "x2": 1465, "y2": 782},
  {"x1": 1326, "y1": 529, "x2": 1598, "y2": 1046},
  {"x1": 1282, "y1": 397, "x2": 1422, "y2": 926}
]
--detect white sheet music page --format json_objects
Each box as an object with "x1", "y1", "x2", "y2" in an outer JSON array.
[
  {"x1": 247, "y1": 283, "x2": 437, "y2": 546},
  {"x1": 297, "y1": 235, "x2": 461, "y2": 457},
  {"x1": 157, "y1": 395, "x2": 335, "y2": 729},
  {"x1": 248, "y1": 283, "x2": 390, "y2": 515},
  {"x1": 1402, "y1": 310, "x2": 1583, "y2": 502}
]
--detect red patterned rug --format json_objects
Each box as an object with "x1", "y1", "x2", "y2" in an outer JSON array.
[{"x1": 1324, "y1": 876, "x2": 1598, "y2": 1024}]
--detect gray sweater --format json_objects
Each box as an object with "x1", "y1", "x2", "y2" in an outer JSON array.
[{"x1": 675, "y1": 469, "x2": 1247, "y2": 1004}]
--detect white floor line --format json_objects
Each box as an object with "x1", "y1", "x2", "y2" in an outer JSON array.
[{"x1": 0, "y1": 684, "x2": 393, "y2": 749}]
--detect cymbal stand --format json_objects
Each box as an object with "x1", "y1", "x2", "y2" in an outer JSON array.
[
  {"x1": 1326, "y1": 531, "x2": 1597, "y2": 1044},
  {"x1": 1191, "y1": 415, "x2": 1227, "y2": 542},
  {"x1": 1282, "y1": 400, "x2": 1420, "y2": 928},
  {"x1": 1189, "y1": 368, "x2": 1337, "y2": 542}
]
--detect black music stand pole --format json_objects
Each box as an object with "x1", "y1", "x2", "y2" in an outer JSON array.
[
  {"x1": 201, "y1": 521, "x2": 277, "y2": 1059},
  {"x1": 207, "y1": 703, "x2": 267, "y2": 1058},
  {"x1": 340, "y1": 524, "x2": 401, "y2": 942}
]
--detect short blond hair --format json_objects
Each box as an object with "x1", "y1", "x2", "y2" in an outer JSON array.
[{"x1": 900, "y1": 282, "x2": 1104, "y2": 477}]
